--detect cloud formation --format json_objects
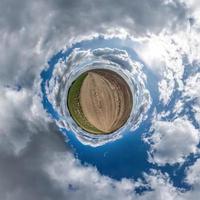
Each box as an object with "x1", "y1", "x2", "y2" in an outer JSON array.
[
  {"x1": 0, "y1": 0, "x2": 200, "y2": 199},
  {"x1": 0, "y1": 0, "x2": 188, "y2": 86},
  {"x1": 147, "y1": 118, "x2": 199, "y2": 165}
]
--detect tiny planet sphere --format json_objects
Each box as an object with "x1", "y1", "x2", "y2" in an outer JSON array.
[{"x1": 67, "y1": 69, "x2": 133, "y2": 134}]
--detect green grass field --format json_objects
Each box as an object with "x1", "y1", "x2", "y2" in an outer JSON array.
[{"x1": 67, "y1": 72, "x2": 104, "y2": 134}]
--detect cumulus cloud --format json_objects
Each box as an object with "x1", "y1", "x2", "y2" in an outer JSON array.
[
  {"x1": 0, "y1": 123, "x2": 70, "y2": 200},
  {"x1": 184, "y1": 73, "x2": 200, "y2": 125},
  {"x1": 0, "y1": 86, "x2": 49, "y2": 154},
  {"x1": 0, "y1": 0, "x2": 188, "y2": 86},
  {"x1": 146, "y1": 118, "x2": 199, "y2": 165},
  {"x1": 45, "y1": 155, "x2": 186, "y2": 200},
  {"x1": 186, "y1": 159, "x2": 200, "y2": 185},
  {"x1": 178, "y1": 158, "x2": 200, "y2": 200},
  {"x1": 0, "y1": 0, "x2": 200, "y2": 199},
  {"x1": 45, "y1": 152, "x2": 138, "y2": 200},
  {"x1": 45, "y1": 46, "x2": 151, "y2": 146},
  {"x1": 184, "y1": 73, "x2": 200, "y2": 100}
]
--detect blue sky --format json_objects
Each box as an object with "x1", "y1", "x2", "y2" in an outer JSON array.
[
  {"x1": 0, "y1": 0, "x2": 200, "y2": 200},
  {"x1": 41, "y1": 36, "x2": 199, "y2": 191}
]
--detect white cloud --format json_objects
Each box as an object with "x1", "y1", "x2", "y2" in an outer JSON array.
[
  {"x1": 173, "y1": 100, "x2": 184, "y2": 116},
  {"x1": 53, "y1": 158, "x2": 200, "y2": 200},
  {"x1": 179, "y1": 158, "x2": 200, "y2": 200},
  {"x1": 193, "y1": 105, "x2": 200, "y2": 125},
  {"x1": 147, "y1": 118, "x2": 199, "y2": 165},
  {"x1": 134, "y1": 32, "x2": 187, "y2": 105},
  {"x1": 141, "y1": 171, "x2": 180, "y2": 200},
  {"x1": 0, "y1": 0, "x2": 200, "y2": 199},
  {"x1": 46, "y1": 153, "x2": 190, "y2": 200},
  {"x1": 186, "y1": 159, "x2": 200, "y2": 185},
  {"x1": 46, "y1": 152, "x2": 138, "y2": 200},
  {"x1": 184, "y1": 73, "x2": 200, "y2": 125},
  {"x1": 0, "y1": 86, "x2": 49, "y2": 155},
  {"x1": 184, "y1": 73, "x2": 200, "y2": 100}
]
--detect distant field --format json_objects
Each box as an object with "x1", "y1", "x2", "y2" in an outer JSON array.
[
  {"x1": 80, "y1": 69, "x2": 133, "y2": 133},
  {"x1": 67, "y1": 72, "x2": 104, "y2": 134}
]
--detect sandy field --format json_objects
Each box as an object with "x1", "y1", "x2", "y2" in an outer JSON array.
[{"x1": 80, "y1": 69, "x2": 133, "y2": 133}]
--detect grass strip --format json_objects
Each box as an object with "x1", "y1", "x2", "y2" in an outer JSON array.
[{"x1": 67, "y1": 72, "x2": 104, "y2": 134}]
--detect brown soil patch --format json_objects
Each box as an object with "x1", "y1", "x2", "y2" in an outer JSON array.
[{"x1": 80, "y1": 69, "x2": 133, "y2": 133}]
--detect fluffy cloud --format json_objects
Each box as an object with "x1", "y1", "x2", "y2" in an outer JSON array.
[
  {"x1": 0, "y1": 0, "x2": 199, "y2": 199},
  {"x1": 147, "y1": 118, "x2": 199, "y2": 165},
  {"x1": 186, "y1": 159, "x2": 200, "y2": 185},
  {"x1": 0, "y1": 86, "x2": 49, "y2": 154},
  {"x1": 0, "y1": 0, "x2": 188, "y2": 87},
  {"x1": 178, "y1": 158, "x2": 200, "y2": 200},
  {"x1": 184, "y1": 73, "x2": 200, "y2": 125},
  {"x1": 184, "y1": 73, "x2": 200, "y2": 100},
  {"x1": 0, "y1": 123, "x2": 70, "y2": 200},
  {"x1": 46, "y1": 152, "x2": 138, "y2": 200},
  {"x1": 45, "y1": 154, "x2": 186, "y2": 200},
  {"x1": 0, "y1": 141, "x2": 181, "y2": 200}
]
